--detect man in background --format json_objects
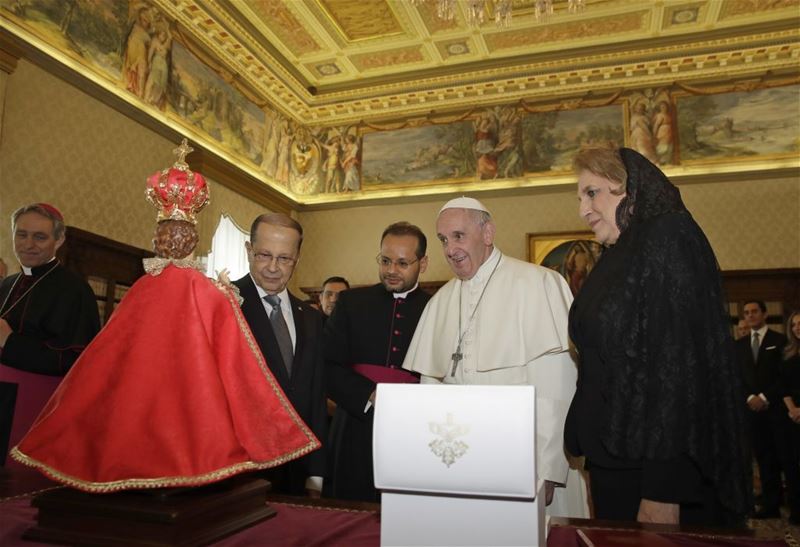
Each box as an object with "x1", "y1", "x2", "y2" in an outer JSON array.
[
  {"x1": 319, "y1": 276, "x2": 349, "y2": 320},
  {"x1": 738, "y1": 300, "x2": 796, "y2": 519},
  {"x1": 735, "y1": 318, "x2": 750, "y2": 340},
  {"x1": 324, "y1": 222, "x2": 430, "y2": 502},
  {"x1": 0, "y1": 203, "x2": 100, "y2": 465},
  {"x1": 403, "y1": 197, "x2": 588, "y2": 518},
  {"x1": 234, "y1": 213, "x2": 327, "y2": 497}
]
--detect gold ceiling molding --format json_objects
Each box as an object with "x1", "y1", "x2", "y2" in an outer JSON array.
[
  {"x1": 2, "y1": 0, "x2": 798, "y2": 210},
  {"x1": 152, "y1": 0, "x2": 799, "y2": 126},
  {"x1": 308, "y1": 27, "x2": 800, "y2": 103},
  {"x1": 306, "y1": 39, "x2": 800, "y2": 125},
  {"x1": 316, "y1": 0, "x2": 405, "y2": 42},
  {"x1": 157, "y1": 0, "x2": 314, "y2": 121},
  {"x1": 719, "y1": 0, "x2": 800, "y2": 20},
  {"x1": 673, "y1": 73, "x2": 800, "y2": 95},
  {"x1": 247, "y1": 1, "x2": 324, "y2": 57}
]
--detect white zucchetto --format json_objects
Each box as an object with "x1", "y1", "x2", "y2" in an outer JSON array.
[{"x1": 438, "y1": 196, "x2": 491, "y2": 216}]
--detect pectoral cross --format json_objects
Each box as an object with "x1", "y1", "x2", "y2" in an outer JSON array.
[{"x1": 450, "y1": 347, "x2": 463, "y2": 377}]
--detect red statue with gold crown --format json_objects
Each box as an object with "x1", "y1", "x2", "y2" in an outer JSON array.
[{"x1": 10, "y1": 140, "x2": 319, "y2": 492}]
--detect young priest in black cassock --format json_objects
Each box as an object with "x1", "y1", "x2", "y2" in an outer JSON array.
[
  {"x1": 0, "y1": 204, "x2": 100, "y2": 465},
  {"x1": 323, "y1": 222, "x2": 431, "y2": 502}
]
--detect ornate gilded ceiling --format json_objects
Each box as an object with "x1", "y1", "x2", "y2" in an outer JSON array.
[
  {"x1": 1, "y1": 0, "x2": 798, "y2": 209},
  {"x1": 160, "y1": 0, "x2": 800, "y2": 124}
]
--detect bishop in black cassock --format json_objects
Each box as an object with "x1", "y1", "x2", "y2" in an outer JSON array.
[
  {"x1": 323, "y1": 222, "x2": 431, "y2": 502},
  {"x1": 0, "y1": 204, "x2": 100, "y2": 466}
]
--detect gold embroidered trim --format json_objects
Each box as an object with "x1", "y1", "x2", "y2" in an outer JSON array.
[
  {"x1": 215, "y1": 279, "x2": 243, "y2": 306},
  {"x1": 9, "y1": 446, "x2": 313, "y2": 493},
  {"x1": 7, "y1": 280, "x2": 320, "y2": 494},
  {"x1": 143, "y1": 257, "x2": 204, "y2": 276},
  {"x1": 225, "y1": 287, "x2": 320, "y2": 450}
]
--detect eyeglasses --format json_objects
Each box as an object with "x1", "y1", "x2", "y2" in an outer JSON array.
[
  {"x1": 376, "y1": 254, "x2": 419, "y2": 270},
  {"x1": 251, "y1": 251, "x2": 297, "y2": 267}
]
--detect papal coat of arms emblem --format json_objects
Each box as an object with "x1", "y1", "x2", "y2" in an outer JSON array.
[{"x1": 428, "y1": 413, "x2": 470, "y2": 467}]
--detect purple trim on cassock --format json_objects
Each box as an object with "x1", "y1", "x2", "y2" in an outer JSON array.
[{"x1": 0, "y1": 363, "x2": 62, "y2": 469}]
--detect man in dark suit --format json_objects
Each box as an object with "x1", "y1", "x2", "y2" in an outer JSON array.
[
  {"x1": 323, "y1": 222, "x2": 430, "y2": 502},
  {"x1": 234, "y1": 213, "x2": 326, "y2": 497},
  {"x1": 318, "y1": 276, "x2": 350, "y2": 324},
  {"x1": 738, "y1": 300, "x2": 790, "y2": 518}
]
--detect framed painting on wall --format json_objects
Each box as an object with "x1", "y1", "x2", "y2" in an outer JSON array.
[{"x1": 527, "y1": 231, "x2": 603, "y2": 296}]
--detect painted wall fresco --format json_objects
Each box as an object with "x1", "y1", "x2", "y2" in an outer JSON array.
[
  {"x1": 627, "y1": 88, "x2": 676, "y2": 166},
  {"x1": 1, "y1": 0, "x2": 126, "y2": 75},
  {"x1": 362, "y1": 103, "x2": 623, "y2": 186},
  {"x1": 2, "y1": 1, "x2": 796, "y2": 203},
  {"x1": 676, "y1": 85, "x2": 800, "y2": 162},
  {"x1": 362, "y1": 122, "x2": 473, "y2": 185},
  {"x1": 522, "y1": 105, "x2": 624, "y2": 173},
  {"x1": 169, "y1": 42, "x2": 264, "y2": 164},
  {"x1": 262, "y1": 124, "x2": 362, "y2": 195},
  {"x1": 1, "y1": 0, "x2": 264, "y2": 169}
]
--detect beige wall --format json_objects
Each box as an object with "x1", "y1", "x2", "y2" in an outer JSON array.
[
  {"x1": 2, "y1": 60, "x2": 798, "y2": 296},
  {"x1": 295, "y1": 175, "x2": 800, "y2": 290},
  {"x1": 0, "y1": 60, "x2": 268, "y2": 272}
]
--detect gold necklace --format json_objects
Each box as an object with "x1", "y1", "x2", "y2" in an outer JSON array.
[{"x1": 0, "y1": 261, "x2": 59, "y2": 319}]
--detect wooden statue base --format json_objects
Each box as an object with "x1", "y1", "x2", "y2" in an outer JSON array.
[{"x1": 23, "y1": 476, "x2": 275, "y2": 546}]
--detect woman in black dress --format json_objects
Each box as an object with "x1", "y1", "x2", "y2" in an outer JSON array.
[
  {"x1": 783, "y1": 312, "x2": 800, "y2": 424},
  {"x1": 781, "y1": 311, "x2": 800, "y2": 524},
  {"x1": 564, "y1": 146, "x2": 747, "y2": 526}
]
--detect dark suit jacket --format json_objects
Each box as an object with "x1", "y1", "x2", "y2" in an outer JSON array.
[
  {"x1": 233, "y1": 275, "x2": 327, "y2": 488},
  {"x1": 738, "y1": 328, "x2": 788, "y2": 409}
]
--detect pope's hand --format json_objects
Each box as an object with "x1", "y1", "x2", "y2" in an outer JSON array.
[{"x1": 544, "y1": 480, "x2": 555, "y2": 506}]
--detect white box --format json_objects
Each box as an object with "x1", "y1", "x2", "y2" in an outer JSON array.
[{"x1": 374, "y1": 384, "x2": 545, "y2": 546}]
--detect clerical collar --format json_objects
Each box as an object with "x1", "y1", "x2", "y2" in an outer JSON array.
[
  {"x1": 392, "y1": 283, "x2": 418, "y2": 299},
  {"x1": 466, "y1": 247, "x2": 501, "y2": 285},
  {"x1": 21, "y1": 258, "x2": 58, "y2": 277}
]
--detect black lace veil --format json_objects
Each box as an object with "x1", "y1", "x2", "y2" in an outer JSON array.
[
  {"x1": 599, "y1": 148, "x2": 748, "y2": 516},
  {"x1": 615, "y1": 147, "x2": 685, "y2": 234}
]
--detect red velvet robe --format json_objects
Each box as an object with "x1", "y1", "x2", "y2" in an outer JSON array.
[{"x1": 10, "y1": 262, "x2": 319, "y2": 492}]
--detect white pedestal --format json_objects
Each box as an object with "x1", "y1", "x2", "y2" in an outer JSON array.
[{"x1": 374, "y1": 384, "x2": 545, "y2": 546}]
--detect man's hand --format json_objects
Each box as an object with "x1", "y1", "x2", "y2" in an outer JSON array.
[
  {"x1": 747, "y1": 396, "x2": 767, "y2": 412},
  {"x1": 637, "y1": 498, "x2": 679, "y2": 524},
  {"x1": 0, "y1": 319, "x2": 12, "y2": 348},
  {"x1": 789, "y1": 407, "x2": 800, "y2": 424},
  {"x1": 544, "y1": 480, "x2": 555, "y2": 506}
]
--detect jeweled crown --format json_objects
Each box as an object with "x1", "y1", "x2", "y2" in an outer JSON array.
[{"x1": 146, "y1": 139, "x2": 210, "y2": 224}]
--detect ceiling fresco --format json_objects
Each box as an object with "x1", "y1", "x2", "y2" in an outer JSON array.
[
  {"x1": 180, "y1": 0, "x2": 800, "y2": 124},
  {"x1": 0, "y1": 0, "x2": 798, "y2": 208}
]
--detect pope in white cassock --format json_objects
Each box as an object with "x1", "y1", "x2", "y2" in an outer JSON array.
[{"x1": 402, "y1": 196, "x2": 589, "y2": 518}]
